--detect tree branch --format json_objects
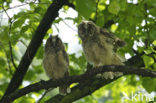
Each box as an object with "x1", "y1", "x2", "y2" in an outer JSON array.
[
  {"x1": 0, "y1": 42, "x2": 13, "y2": 75},
  {"x1": 1, "y1": 4, "x2": 15, "y2": 74},
  {"x1": 45, "y1": 53, "x2": 149, "y2": 102},
  {"x1": 1, "y1": 0, "x2": 71, "y2": 99},
  {"x1": 95, "y1": 0, "x2": 100, "y2": 22},
  {"x1": 0, "y1": 2, "x2": 50, "y2": 13},
  {"x1": 47, "y1": 77, "x2": 117, "y2": 103},
  {"x1": 1, "y1": 65, "x2": 156, "y2": 103},
  {"x1": 46, "y1": 70, "x2": 156, "y2": 103}
]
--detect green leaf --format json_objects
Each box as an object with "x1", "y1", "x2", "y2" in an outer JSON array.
[
  {"x1": 153, "y1": 63, "x2": 156, "y2": 70},
  {"x1": 36, "y1": 45, "x2": 44, "y2": 59},
  {"x1": 119, "y1": 0, "x2": 127, "y2": 11},
  {"x1": 21, "y1": 25, "x2": 29, "y2": 34},
  {"x1": 47, "y1": 28, "x2": 53, "y2": 34},
  {"x1": 0, "y1": 26, "x2": 9, "y2": 43},
  {"x1": 96, "y1": 15, "x2": 104, "y2": 27},
  {"x1": 24, "y1": 69, "x2": 36, "y2": 81},
  {"x1": 145, "y1": 0, "x2": 156, "y2": 7},
  {"x1": 149, "y1": 7, "x2": 156, "y2": 17},
  {"x1": 13, "y1": 11, "x2": 28, "y2": 20},
  {"x1": 34, "y1": 6, "x2": 42, "y2": 13},
  {"x1": 152, "y1": 40, "x2": 156, "y2": 46},
  {"x1": 76, "y1": 0, "x2": 96, "y2": 19},
  {"x1": 142, "y1": 78, "x2": 156, "y2": 93},
  {"x1": 14, "y1": 96, "x2": 35, "y2": 103},
  {"x1": 0, "y1": 82, "x2": 8, "y2": 93},
  {"x1": 108, "y1": 0, "x2": 120, "y2": 15},
  {"x1": 19, "y1": 0, "x2": 24, "y2": 2},
  {"x1": 150, "y1": 26, "x2": 156, "y2": 40},
  {"x1": 142, "y1": 55, "x2": 154, "y2": 68},
  {"x1": 0, "y1": 57, "x2": 6, "y2": 66},
  {"x1": 144, "y1": 47, "x2": 153, "y2": 55},
  {"x1": 13, "y1": 18, "x2": 26, "y2": 29}
]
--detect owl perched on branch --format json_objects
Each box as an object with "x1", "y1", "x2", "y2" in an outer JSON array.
[
  {"x1": 43, "y1": 35, "x2": 70, "y2": 95},
  {"x1": 78, "y1": 21, "x2": 125, "y2": 79}
]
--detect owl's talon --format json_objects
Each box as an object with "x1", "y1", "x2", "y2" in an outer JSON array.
[
  {"x1": 60, "y1": 92, "x2": 66, "y2": 96},
  {"x1": 114, "y1": 72, "x2": 123, "y2": 77},
  {"x1": 96, "y1": 72, "x2": 123, "y2": 79},
  {"x1": 67, "y1": 88, "x2": 71, "y2": 93},
  {"x1": 102, "y1": 72, "x2": 123, "y2": 79},
  {"x1": 101, "y1": 72, "x2": 114, "y2": 79},
  {"x1": 96, "y1": 74, "x2": 102, "y2": 78}
]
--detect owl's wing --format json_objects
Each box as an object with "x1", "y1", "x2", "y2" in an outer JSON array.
[
  {"x1": 63, "y1": 50, "x2": 69, "y2": 66},
  {"x1": 100, "y1": 28, "x2": 125, "y2": 52},
  {"x1": 62, "y1": 50, "x2": 70, "y2": 77},
  {"x1": 99, "y1": 28, "x2": 116, "y2": 44}
]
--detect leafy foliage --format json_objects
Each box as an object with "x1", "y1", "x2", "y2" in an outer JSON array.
[{"x1": 0, "y1": 0, "x2": 156, "y2": 102}]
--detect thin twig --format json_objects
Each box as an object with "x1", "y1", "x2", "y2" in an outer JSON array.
[
  {"x1": 0, "y1": 2, "x2": 50, "y2": 13},
  {"x1": 1, "y1": 5, "x2": 13, "y2": 74},
  {"x1": 9, "y1": 41, "x2": 17, "y2": 69},
  {"x1": 95, "y1": 0, "x2": 100, "y2": 22},
  {"x1": 19, "y1": 40, "x2": 28, "y2": 48},
  {"x1": 0, "y1": 42, "x2": 13, "y2": 75},
  {"x1": 2, "y1": 5, "x2": 17, "y2": 70},
  {"x1": 144, "y1": 4, "x2": 150, "y2": 48},
  {"x1": 62, "y1": 20, "x2": 77, "y2": 32},
  {"x1": 53, "y1": 24, "x2": 59, "y2": 33}
]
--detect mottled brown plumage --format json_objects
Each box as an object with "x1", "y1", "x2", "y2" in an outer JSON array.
[
  {"x1": 43, "y1": 35, "x2": 70, "y2": 95},
  {"x1": 78, "y1": 21, "x2": 125, "y2": 79}
]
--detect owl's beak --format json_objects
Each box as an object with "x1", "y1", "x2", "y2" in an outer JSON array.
[
  {"x1": 48, "y1": 35, "x2": 55, "y2": 46},
  {"x1": 84, "y1": 23, "x2": 88, "y2": 30},
  {"x1": 53, "y1": 35, "x2": 59, "y2": 46}
]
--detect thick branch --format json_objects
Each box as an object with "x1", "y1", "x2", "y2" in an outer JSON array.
[
  {"x1": 47, "y1": 66, "x2": 156, "y2": 103},
  {"x1": 46, "y1": 53, "x2": 146, "y2": 102},
  {"x1": 2, "y1": 0, "x2": 70, "y2": 99},
  {"x1": 1, "y1": 66, "x2": 156, "y2": 103},
  {"x1": 46, "y1": 77, "x2": 118, "y2": 103}
]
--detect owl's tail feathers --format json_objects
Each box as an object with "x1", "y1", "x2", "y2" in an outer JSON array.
[{"x1": 59, "y1": 85, "x2": 71, "y2": 96}]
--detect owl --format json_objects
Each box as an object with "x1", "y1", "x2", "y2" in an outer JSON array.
[
  {"x1": 78, "y1": 21, "x2": 125, "y2": 79},
  {"x1": 43, "y1": 35, "x2": 70, "y2": 95}
]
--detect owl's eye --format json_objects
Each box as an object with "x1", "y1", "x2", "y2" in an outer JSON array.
[
  {"x1": 87, "y1": 25, "x2": 92, "y2": 31},
  {"x1": 88, "y1": 23, "x2": 92, "y2": 28},
  {"x1": 82, "y1": 26, "x2": 86, "y2": 32},
  {"x1": 88, "y1": 23, "x2": 96, "y2": 30}
]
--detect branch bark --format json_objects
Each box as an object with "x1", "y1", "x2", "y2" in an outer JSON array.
[
  {"x1": 1, "y1": 0, "x2": 70, "y2": 99},
  {"x1": 45, "y1": 53, "x2": 148, "y2": 103},
  {"x1": 1, "y1": 65, "x2": 156, "y2": 103}
]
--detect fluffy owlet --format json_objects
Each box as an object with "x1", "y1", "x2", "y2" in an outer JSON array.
[
  {"x1": 78, "y1": 21, "x2": 125, "y2": 79},
  {"x1": 43, "y1": 35, "x2": 70, "y2": 95}
]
